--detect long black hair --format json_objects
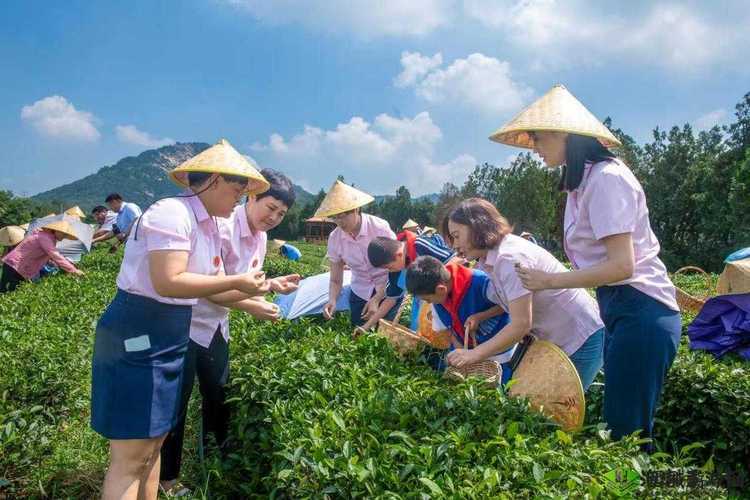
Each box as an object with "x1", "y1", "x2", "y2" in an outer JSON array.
[{"x1": 558, "y1": 134, "x2": 616, "y2": 191}]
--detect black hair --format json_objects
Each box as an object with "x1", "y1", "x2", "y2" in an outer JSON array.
[
  {"x1": 105, "y1": 193, "x2": 123, "y2": 203},
  {"x1": 406, "y1": 256, "x2": 450, "y2": 296},
  {"x1": 257, "y1": 168, "x2": 296, "y2": 208},
  {"x1": 443, "y1": 198, "x2": 512, "y2": 249},
  {"x1": 559, "y1": 134, "x2": 616, "y2": 191},
  {"x1": 367, "y1": 237, "x2": 402, "y2": 268},
  {"x1": 91, "y1": 205, "x2": 108, "y2": 214}
]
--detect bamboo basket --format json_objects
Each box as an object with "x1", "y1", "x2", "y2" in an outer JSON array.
[
  {"x1": 416, "y1": 304, "x2": 453, "y2": 349},
  {"x1": 673, "y1": 266, "x2": 712, "y2": 314},
  {"x1": 377, "y1": 319, "x2": 430, "y2": 356},
  {"x1": 443, "y1": 330, "x2": 500, "y2": 387}
]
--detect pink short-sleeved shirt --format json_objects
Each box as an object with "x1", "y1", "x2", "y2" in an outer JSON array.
[
  {"x1": 564, "y1": 159, "x2": 679, "y2": 311},
  {"x1": 189, "y1": 204, "x2": 267, "y2": 348},
  {"x1": 479, "y1": 234, "x2": 604, "y2": 356},
  {"x1": 115, "y1": 194, "x2": 223, "y2": 306},
  {"x1": 326, "y1": 213, "x2": 395, "y2": 300},
  {"x1": 2, "y1": 229, "x2": 78, "y2": 279}
]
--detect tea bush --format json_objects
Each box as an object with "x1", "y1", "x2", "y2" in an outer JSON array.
[{"x1": 0, "y1": 243, "x2": 745, "y2": 498}]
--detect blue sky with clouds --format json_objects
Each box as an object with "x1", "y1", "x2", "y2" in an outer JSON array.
[{"x1": 2, "y1": 0, "x2": 748, "y2": 197}]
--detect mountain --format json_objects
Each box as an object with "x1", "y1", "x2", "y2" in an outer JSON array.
[{"x1": 32, "y1": 143, "x2": 314, "y2": 211}]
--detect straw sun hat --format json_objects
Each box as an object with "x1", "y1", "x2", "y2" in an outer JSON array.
[
  {"x1": 64, "y1": 206, "x2": 86, "y2": 218},
  {"x1": 169, "y1": 139, "x2": 270, "y2": 196},
  {"x1": 314, "y1": 180, "x2": 374, "y2": 218},
  {"x1": 41, "y1": 220, "x2": 79, "y2": 241},
  {"x1": 0, "y1": 226, "x2": 25, "y2": 246},
  {"x1": 402, "y1": 219, "x2": 419, "y2": 230},
  {"x1": 269, "y1": 239, "x2": 286, "y2": 252},
  {"x1": 489, "y1": 84, "x2": 621, "y2": 150},
  {"x1": 508, "y1": 338, "x2": 585, "y2": 431}
]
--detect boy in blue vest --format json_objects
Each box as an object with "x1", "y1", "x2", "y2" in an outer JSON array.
[
  {"x1": 359, "y1": 230, "x2": 455, "y2": 332},
  {"x1": 405, "y1": 255, "x2": 516, "y2": 384}
]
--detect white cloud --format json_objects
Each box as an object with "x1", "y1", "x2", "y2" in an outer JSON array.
[
  {"x1": 394, "y1": 52, "x2": 443, "y2": 87},
  {"x1": 224, "y1": 0, "x2": 454, "y2": 37},
  {"x1": 463, "y1": 0, "x2": 750, "y2": 71},
  {"x1": 20, "y1": 95, "x2": 100, "y2": 142},
  {"x1": 115, "y1": 124, "x2": 175, "y2": 148},
  {"x1": 251, "y1": 112, "x2": 475, "y2": 194},
  {"x1": 395, "y1": 52, "x2": 533, "y2": 114},
  {"x1": 694, "y1": 109, "x2": 728, "y2": 131}
]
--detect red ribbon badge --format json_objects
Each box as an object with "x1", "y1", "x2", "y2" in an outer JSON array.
[
  {"x1": 213, "y1": 256, "x2": 221, "y2": 268},
  {"x1": 252, "y1": 258, "x2": 258, "y2": 269}
]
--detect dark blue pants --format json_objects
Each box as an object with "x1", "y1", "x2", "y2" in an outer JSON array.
[
  {"x1": 596, "y1": 285, "x2": 681, "y2": 449},
  {"x1": 349, "y1": 291, "x2": 403, "y2": 327},
  {"x1": 160, "y1": 327, "x2": 230, "y2": 481}
]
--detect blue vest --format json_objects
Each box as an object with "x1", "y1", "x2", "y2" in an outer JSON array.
[{"x1": 433, "y1": 270, "x2": 510, "y2": 347}]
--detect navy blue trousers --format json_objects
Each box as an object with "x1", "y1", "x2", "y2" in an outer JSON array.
[
  {"x1": 349, "y1": 291, "x2": 403, "y2": 327},
  {"x1": 596, "y1": 285, "x2": 681, "y2": 449}
]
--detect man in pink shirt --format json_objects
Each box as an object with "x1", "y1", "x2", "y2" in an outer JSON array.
[
  {"x1": 159, "y1": 169, "x2": 300, "y2": 495},
  {"x1": 316, "y1": 180, "x2": 400, "y2": 330},
  {"x1": 1, "y1": 220, "x2": 84, "y2": 293}
]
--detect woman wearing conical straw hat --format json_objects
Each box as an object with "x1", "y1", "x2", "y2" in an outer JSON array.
[
  {"x1": 90, "y1": 139, "x2": 272, "y2": 500},
  {"x1": 0, "y1": 221, "x2": 84, "y2": 293},
  {"x1": 492, "y1": 85, "x2": 681, "y2": 449},
  {"x1": 317, "y1": 180, "x2": 402, "y2": 331}
]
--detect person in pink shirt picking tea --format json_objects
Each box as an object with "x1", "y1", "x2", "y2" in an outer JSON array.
[
  {"x1": 318, "y1": 180, "x2": 402, "y2": 332},
  {"x1": 158, "y1": 168, "x2": 301, "y2": 496},
  {"x1": 0, "y1": 220, "x2": 84, "y2": 293}
]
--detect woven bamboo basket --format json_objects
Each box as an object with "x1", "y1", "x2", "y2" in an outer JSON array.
[
  {"x1": 443, "y1": 330, "x2": 500, "y2": 387},
  {"x1": 673, "y1": 266, "x2": 712, "y2": 314},
  {"x1": 377, "y1": 319, "x2": 429, "y2": 356},
  {"x1": 416, "y1": 304, "x2": 453, "y2": 349}
]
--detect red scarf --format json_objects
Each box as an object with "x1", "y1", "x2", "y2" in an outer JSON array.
[
  {"x1": 443, "y1": 263, "x2": 474, "y2": 346},
  {"x1": 397, "y1": 230, "x2": 418, "y2": 264}
]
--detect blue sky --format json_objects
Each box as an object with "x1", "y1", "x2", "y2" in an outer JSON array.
[{"x1": 2, "y1": 0, "x2": 748, "y2": 197}]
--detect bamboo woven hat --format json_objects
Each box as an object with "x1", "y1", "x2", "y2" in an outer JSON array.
[
  {"x1": 169, "y1": 139, "x2": 270, "y2": 195},
  {"x1": 0, "y1": 226, "x2": 25, "y2": 246},
  {"x1": 402, "y1": 219, "x2": 419, "y2": 230},
  {"x1": 508, "y1": 338, "x2": 585, "y2": 431},
  {"x1": 19, "y1": 223, "x2": 30, "y2": 230},
  {"x1": 269, "y1": 239, "x2": 286, "y2": 252},
  {"x1": 64, "y1": 206, "x2": 85, "y2": 218},
  {"x1": 489, "y1": 84, "x2": 621, "y2": 150},
  {"x1": 313, "y1": 180, "x2": 374, "y2": 218},
  {"x1": 41, "y1": 220, "x2": 79, "y2": 241}
]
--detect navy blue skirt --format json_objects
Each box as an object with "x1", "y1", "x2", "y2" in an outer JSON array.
[{"x1": 91, "y1": 289, "x2": 192, "y2": 439}]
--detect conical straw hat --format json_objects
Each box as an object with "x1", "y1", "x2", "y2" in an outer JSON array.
[
  {"x1": 0, "y1": 226, "x2": 25, "y2": 246},
  {"x1": 41, "y1": 220, "x2": 79, "y2": 241},
  {"x1": 19, "y1": 223, "x2": 30, "y2": 230},
  {"x1": 508, "y1": 338, "x2": 585, "y2": 431},
  {"x1": 489, "y1": 84, "x2": 621, "y2": 149},
  {"x1": 169, "y1": 139, "x2": 270, "y2": 196},
  {"x1": 314, "y1": 180, "x2": 374, "y2": 218},
  {"x1": 402, "y1": 219, "x2": 419, "y2": 229},
  {"x1": 64, "y1": 206, "x2": 85, "y2": 218},
  {"x1": 269, "y1": 239, "x2": 286, "y2": 252}
]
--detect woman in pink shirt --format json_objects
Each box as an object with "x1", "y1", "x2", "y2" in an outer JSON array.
[
  {"x1": 316, "y1": 180, "x2": 400, "y2": 330},
  {"x1": 90, "y1": 140, "x2": 272, "y2": 500},
  {"x1": 491, "y1": 85, "x2": 681, "y2": 450},
  {"x1": 0, "y1": 220, "x2": 84, "y2": 293},
  {"x1": 158, "y1": 169, "x2": 301, "y2": 495},
  {"x1": 443, "y1": 198, "x2": 605, "y2": 391}
]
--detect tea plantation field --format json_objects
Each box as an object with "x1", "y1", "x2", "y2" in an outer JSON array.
[{"x1": 0, "y1": 242, "x2": 747, "y2": 498}]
